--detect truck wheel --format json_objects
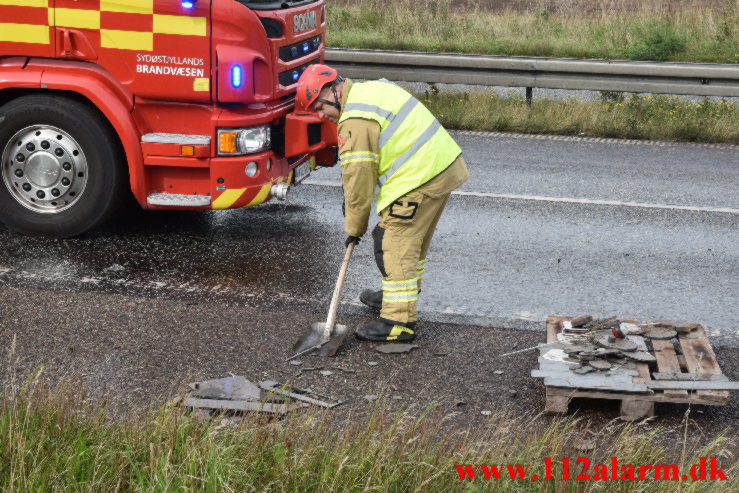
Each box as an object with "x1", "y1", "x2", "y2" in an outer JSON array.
[{"x1": 0, "y1": 94, "x2": 126, "y2": 237}]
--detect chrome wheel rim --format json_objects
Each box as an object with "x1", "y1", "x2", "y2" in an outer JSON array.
[{"x1": 1, "y1": 125, "x2": 88, "y2": 213}]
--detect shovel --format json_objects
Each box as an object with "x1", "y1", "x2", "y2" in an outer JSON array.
[{"x1": 289, "y1": 241, "x2": 355, "y2": 359}]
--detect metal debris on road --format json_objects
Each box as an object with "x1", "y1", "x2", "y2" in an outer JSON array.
[
  {"x1": 259, "y1": 381, "x2": 343, "y2": 408},
  {"x1": 375, "y1": 343, "x2": 419, "y2": 354},
  {"x1": 188, "y1": 375, "x2": 261, "y2": 401},
  {"x1": 185, "y1": 375, "x2": 344, "y2": 417},
  {"x1": 185, "y1": 375, "x2": 307, "y2": 416},
  {"x1": 186, "y1": 398, "x2": 301, "y2": 415}
]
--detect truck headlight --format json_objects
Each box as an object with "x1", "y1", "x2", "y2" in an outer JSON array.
[{"x1": 218, "y1": 125, "x2": 271, "y2": 155}]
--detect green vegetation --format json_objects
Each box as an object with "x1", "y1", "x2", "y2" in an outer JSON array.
[
  {"x1": 1, "y1": 366, "x2": 736, "y2": 491},
  {"x1": 327, "y1": 1, "x2": 739, "y2": 143},
  {"x1": 412, "y1": 89, "x2": 739, "y2": 143},
  {"x1": 327, "y1": 0, "x2": 739, "y2": 63}
]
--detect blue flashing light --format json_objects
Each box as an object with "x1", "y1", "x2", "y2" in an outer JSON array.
[
  {"x1": 302, "y1": 43, "x2": 310, "y2": 53},
  {"x1": 232, "y1": 65, "x2": 243, "y2": 88},
  {"x1": 182, "y1": 0, "x2": 194, "y2": 8},
  {"x1": 291, "y1": 70, "x2": 299, "y2": 82}
]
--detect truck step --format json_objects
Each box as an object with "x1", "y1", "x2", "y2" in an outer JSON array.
[{"x1": 146, "y1": 193, "x2": 211, "y2": 207}]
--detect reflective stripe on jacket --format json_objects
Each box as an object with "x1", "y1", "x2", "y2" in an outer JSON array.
[{"x1": 338, "y1": 80, "x2": 462, "y2": 214}]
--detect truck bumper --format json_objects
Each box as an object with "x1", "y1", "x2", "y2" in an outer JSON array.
[
  {"x1": 209, "y1": 152, "x2": 313, "y2": 210},
  {"x1": 143, "y1": 151, "x2": 313, "y2": 210}
]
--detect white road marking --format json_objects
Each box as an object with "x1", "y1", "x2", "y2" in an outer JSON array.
[
  {"x1": 301, "y1": 180, "x2": 739, "y2": 215},
  {"x1": 451, "y1": 130, "x2": 739, "y2": 151}
]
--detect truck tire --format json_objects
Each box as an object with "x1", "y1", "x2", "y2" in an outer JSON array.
[{"x1": 0, "y1": 94, "x2": 126, "y2": 237}]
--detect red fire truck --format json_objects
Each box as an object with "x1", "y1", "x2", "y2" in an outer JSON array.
[{"x1": 0, "y1": 0, "x2": 336, "y2": 237}]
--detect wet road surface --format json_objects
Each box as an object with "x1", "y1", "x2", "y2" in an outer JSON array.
[
  {"x1": 1, "y1": 132, "x2": 736, "y2": 343},
  {"x1": 0, "y1": 131, "x2": 736, "y2": 441}
]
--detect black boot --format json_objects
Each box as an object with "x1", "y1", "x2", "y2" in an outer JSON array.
[
  {"x1": 356, "y1": 320, "x2": 416, "y2": 342},
  {"x1": 359, "y1": 289, "x2": 382, "y2": 310}
]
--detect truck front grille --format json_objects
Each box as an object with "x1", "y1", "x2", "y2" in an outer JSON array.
[
  {"x1": 278, "y1": 57, "x2": 320, "y2": 87},
  {"x1": 279, "y1": 35, "x2": 321, "y2": 62},
  {"x1": 259, "y1": 18, "x2": 283, "y2": 38}
]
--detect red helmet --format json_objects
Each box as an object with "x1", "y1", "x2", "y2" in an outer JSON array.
[{"x1": 295, "y1": 64, "x2": 339, "y2": 112}]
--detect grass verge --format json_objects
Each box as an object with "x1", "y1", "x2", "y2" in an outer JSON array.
[
  {"x1": 411, "y1": 88, "x2": 739, "y2": 144},
  {"x1": 1, "y1": 361, "x2": 736, "y2": 490},
  {"x1": 327, "y1": 0, "x2": 739, "y2": 63}
]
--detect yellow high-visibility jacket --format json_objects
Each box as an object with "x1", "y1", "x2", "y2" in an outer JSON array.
[{"x1": 338, "y1": 79, "x2": 465, "y2": 237}]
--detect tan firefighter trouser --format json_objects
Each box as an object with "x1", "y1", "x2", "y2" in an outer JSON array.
[{"x1": 372, "y1": 186, "x2": 451, "y2": 326}]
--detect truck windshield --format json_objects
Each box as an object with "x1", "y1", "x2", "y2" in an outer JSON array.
[{"x1": 237, "y1": 0, "x2": 320, "y2": 10}]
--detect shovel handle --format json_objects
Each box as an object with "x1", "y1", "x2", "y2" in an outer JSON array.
[{"x1": 322, "y1": 241, "x2": 355, "y2": 341}]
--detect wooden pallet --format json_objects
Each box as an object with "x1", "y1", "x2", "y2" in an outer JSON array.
[{"x1": 540, "y1": 316, "x2": 730, "y2": 420}]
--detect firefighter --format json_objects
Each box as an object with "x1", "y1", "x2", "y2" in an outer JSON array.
[{"x1": 295, "y1": 64, "x2": 469, "y2": 342}]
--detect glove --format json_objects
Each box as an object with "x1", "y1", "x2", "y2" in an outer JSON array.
[{"x1": 345, "y1": 235, "x2": 360, "y2": 247}]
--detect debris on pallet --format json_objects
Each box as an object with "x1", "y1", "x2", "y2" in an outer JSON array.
[
  {"x1": 532, "y1": 316, "x2": 737, "y2": 420},
  {"x1": 185, "y1": 375, "x2": 342, "y2": 418}
]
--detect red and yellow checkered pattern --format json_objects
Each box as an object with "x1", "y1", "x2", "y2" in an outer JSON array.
[{"x1": 0, "y1": 0, "x2": 206, "y2": 50}]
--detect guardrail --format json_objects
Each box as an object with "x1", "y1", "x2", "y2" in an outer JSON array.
[{"x1": 325, "y1": 48, "x2": 739, "y2": 100}]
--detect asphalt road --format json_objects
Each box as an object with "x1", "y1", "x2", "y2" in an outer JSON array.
[
  {"x1": 303, "y1": 131, "x2": 739, "y2": 346},
  {"x1": 0, "y1": 131, "x2": 736, "y2": 442}
]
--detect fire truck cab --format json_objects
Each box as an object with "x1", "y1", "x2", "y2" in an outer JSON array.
[{"x1": 0, "y1": 0, "x2": 336, "y2": 237}]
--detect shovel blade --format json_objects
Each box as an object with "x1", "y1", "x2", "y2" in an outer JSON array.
[
  {"x1": 293, "y1": 323, "x2": 350, "y2": 357},
  {"x1": 318, "y1": 323, "x2": 350, "y2": 356}
]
